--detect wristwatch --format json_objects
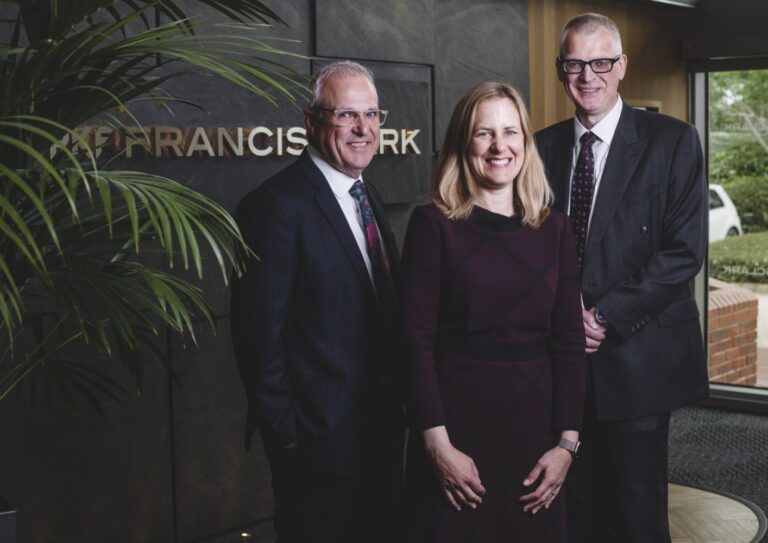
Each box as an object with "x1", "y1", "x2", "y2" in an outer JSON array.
[
  {"x1": 557, "y1": 437, "x2": 581, "y2": 458},
  {"x1": 594, "y1": 308, "x2": 608, "y2": 327}
]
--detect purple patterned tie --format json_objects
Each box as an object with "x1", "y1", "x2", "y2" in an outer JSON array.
[
  {"x1": 571, "y1": 131, "x2": 600, "y2": 269},
  {"x1": 349, "y1": 180, "x2": 394, "y2": 301}
]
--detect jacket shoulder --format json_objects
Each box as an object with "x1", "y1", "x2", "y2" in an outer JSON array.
[
  {"x1": 631, "y1": 108, "x2": 696, "y2": 140},
  {"x1": 535, "y1": 118, "x2": 572, "y2": 146},
  {"x1": 235, "y1": 158, "x2": 315, "y2": 215}
]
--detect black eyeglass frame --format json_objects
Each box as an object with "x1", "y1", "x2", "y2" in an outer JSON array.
[
  {"x1": 556, "y1": 56, "x2": 622, "y2": 74},
  {"x1": 312, "y1": 107, "x2": 389, "y2": 126}
]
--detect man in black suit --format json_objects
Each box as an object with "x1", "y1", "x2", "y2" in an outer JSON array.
[
  {"x1": 535, "y1": 13, "x2": 709, "y2": 543},
  {"x1": 230, "y1": 61, "x2": 404, "y2": 543}
]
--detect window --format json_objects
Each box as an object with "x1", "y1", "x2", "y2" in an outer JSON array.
[
  {"x1": 708, "y1": 189, "x2": 723, "y2": 210},
  {"x1": 694, "y1": 69, "x2": 768, "y2": 397}
]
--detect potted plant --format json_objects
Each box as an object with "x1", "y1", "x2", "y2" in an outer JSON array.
[{"x1": 0, "y1": 1, "x2": 304, "y2": 536}]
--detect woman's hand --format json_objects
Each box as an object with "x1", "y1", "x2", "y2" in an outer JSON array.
[
  {"x1": 518, "y1": 446, "x2": 573, "y2": 514},
  {"x1": 423, "y1": 426, "x2": 485, "y2": 511}
]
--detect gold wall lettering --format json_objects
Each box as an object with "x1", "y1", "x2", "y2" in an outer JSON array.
[{"x1": 57, "y1": 126, "x2": 422, "y2": 158}]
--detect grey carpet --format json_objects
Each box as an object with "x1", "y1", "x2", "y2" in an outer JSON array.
[{"x1": 670, "y1": 406, "x2": 768, "y2": 542}]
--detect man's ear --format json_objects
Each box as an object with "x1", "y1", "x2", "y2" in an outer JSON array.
[
  {"x1": 556, "y1": 62, "x2": 566, "y2": 82},
  {"x1": 304, "y1": 109, "x2": 315, "y2": 137},
  {"x1": 616, "y1": 54, "x2": 628, "y2": 81}
]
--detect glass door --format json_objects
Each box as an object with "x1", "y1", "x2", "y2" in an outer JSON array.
[{"x1": 701, "y1": 69, "x2": 768, "y2": 391}]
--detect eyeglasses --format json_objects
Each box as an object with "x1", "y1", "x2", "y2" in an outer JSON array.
[
  {"x1": 557, "y1": 56, "x2": 622, "y2": 74},
  {"x1": 313, "y1": 107, "x2": 388, "y2": 126}
]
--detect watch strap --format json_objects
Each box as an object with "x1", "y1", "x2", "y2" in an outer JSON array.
[{"x1": 557, "y1": 437, "x2": 581, "y2": 457}]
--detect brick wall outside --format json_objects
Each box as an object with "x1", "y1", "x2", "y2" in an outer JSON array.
[{"x1": 708, "y1": 278, "x2": 759, "y2": 385}]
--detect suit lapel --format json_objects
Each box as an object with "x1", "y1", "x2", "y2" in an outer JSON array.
[
  {"x1": 586, "y1": 104, "x2": 648, "y2": 257},
  {"x1": 298, "y1": 153, "x2": 377, "y2": 302},
  {"x1": 542, "y1": 123, "x2": 574, "y2": 212}
]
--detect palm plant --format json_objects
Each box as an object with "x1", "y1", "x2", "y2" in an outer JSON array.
[{"x1": 0, "y1": 0, "x2": 305, "y2": 411}]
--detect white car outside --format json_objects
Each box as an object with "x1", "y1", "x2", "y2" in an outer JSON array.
[{"x1": 709, "y1": 184, "x2": 743, "y2": 242}]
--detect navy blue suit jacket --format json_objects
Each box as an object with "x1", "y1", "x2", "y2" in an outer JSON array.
[
  {"x1": 230, "y1": 151, "x2": 404, "y2": 475},
  {"x1": 536, "y1": 103, "x2": 709, "y2": 421}
]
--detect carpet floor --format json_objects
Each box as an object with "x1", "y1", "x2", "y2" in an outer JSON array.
[{"x1": 670, "y1": 406, "x2": 768, "y2": 542}]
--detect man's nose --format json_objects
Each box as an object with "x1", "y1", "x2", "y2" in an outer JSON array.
[
  {"x1": 579, "y1": 64, "x2": 596, "y2": 80},
  {"x1": 351, "y1": 114, "x2": 369, "y2": 133}
]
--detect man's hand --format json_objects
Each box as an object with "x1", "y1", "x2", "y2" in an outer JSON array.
[{"x1": 583, "y1": 307, "x2": 607, "y2": 354}]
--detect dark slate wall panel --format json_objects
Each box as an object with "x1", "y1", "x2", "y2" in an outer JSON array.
[
  {"x1": 434, "y1": 0, "x2": 529, "y2": 147},
  {"x1": 0, "y1": 362, "x2": 173, "y2": 543},
  {"x1": 315, "y1": 0, "x2": 435, "y2": 64},
  {"x1": 170, "y1": 322, "x2": 273, "y2": 542},
  {"x1": 123, "y1": 0, "x2": 313, "y2": 213},
  {"x1": 118, "y1": 80, "x2": 310, "y2": 213}
]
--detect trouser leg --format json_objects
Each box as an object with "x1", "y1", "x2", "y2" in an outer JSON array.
[
  {"x1": 263, "y1": 438, "x2": 403, "y2": 543},
  {"x1": 565, "y1": 402, "x2": 671, "y2": 543},
  {"x1": 601, "y1": 413, "x2": 671, "y2": 543}
]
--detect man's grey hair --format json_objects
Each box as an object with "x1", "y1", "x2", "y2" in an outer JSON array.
[
  {"x1": 559, "y1": 13, "x2": 623, "y2": 57},
  {"x1": 308, "y1": 61, "x2": 377, "y2": 109}
]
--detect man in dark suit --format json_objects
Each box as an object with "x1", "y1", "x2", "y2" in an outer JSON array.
[
  {"x1": 230, "y1": 61, "x2": 404, "y2": 543},
  {"x1": 535, "y1": 13, "x2": 709, "y2": 543}
]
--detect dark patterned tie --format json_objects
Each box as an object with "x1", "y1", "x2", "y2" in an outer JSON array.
[
  {"x1": 349, "y1": 180, "x2": 395, "y2": 306},
  {"x1": 571, "y1": 131, "x2": 600, "y2": 269}
]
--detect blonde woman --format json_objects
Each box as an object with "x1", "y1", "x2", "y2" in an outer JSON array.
[{"x1": 401, "y1": 82, "x2": 585, "y2": 542}]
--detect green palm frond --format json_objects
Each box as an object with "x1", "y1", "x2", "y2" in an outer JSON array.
[
  {"x1": 8, "y1": 0, "x2": 285, "y2": 40},
  {"x1": 1, "y1": 159, "x2": 246, "y2": 332},
  {"x1": 0, "y1": 0, "x2": 299, "y2": 408}
]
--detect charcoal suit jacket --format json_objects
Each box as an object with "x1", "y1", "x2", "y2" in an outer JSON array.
[
  {"x1": 535, "y1": 102, "x2": 709, "y2": 421},
  {"x1": 230, "y1": 151, "x2": 404, "y2": 476}
]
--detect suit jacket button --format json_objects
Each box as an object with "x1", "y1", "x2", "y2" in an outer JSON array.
[{"x1": 641, "y1": 225, "x2": 648, "y2": 233}]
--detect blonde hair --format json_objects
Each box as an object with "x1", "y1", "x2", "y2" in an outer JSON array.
[{"x1": 431, "y1": 81, "x2": 552, "y2": 228}]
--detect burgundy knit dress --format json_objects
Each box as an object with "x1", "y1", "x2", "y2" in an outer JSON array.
[{"x1": 401, "y1": 204, "x2": 586, "y2": 542}]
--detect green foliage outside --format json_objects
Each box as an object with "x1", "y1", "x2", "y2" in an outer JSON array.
[
  {"x1": 709, "y1": 140, "x2": 768, "y2": 183},
  {"x1": 709, "y1": 70, "x2": 768, "y2": 135},
  {"x1": 709, "y1": 232, "x2": 768, "y2": 284},
  {"x1": 718, "y1": 176, "x2": 768, "y2": 233},
  {"x1": 708, "y1": 70, "x2": 768, "y2": 234}
]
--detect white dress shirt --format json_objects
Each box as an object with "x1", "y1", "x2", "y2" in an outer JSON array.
[
  {"x1": 307, "y1": 146, "x2": 383, "y2": 284},
  {"x1": 567, "y1": 96, "x2": 624, "y2": 230}
]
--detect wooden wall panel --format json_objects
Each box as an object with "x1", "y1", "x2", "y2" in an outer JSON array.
[{"x1": 529, "y1": 0, "x2": 688, "y2": 130}]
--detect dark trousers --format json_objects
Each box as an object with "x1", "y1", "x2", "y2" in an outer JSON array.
[
  {"x1": 565, "y1": 393, "x2": 671, "y2": 543},
  {"x1": 263, "y1": 436, "x2": 403, "y2": 543}
]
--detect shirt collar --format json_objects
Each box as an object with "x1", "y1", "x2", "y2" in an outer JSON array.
[
  {"x1": 573, "y1": 95, "x2": 624, "y2": 146},
  {"x1": 307, "y1": 145, "x2": 360, "y2": 199}
]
